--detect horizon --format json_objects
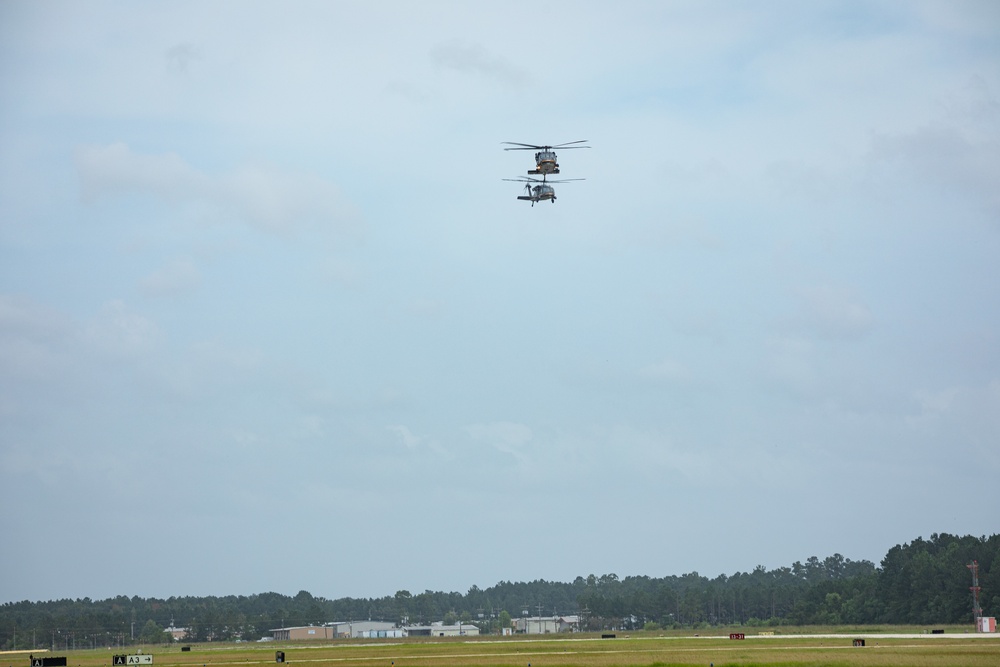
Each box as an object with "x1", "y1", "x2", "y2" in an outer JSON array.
[{"x1": 5, "y1": 535, "x2": 960, "y2": 605}]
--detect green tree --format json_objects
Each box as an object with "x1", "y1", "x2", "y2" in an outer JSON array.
[{"x1": 138, "y1": 619, "x2": 168, "y2": 645}]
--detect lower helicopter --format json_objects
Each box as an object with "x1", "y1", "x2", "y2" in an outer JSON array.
[{"x1": 503, "y1": 174, "x2": 584, "y2": 206}]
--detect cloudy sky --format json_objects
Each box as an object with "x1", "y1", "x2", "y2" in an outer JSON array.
[{"x1": 2, "y1": 1, "x2": 999, "y2": 604}]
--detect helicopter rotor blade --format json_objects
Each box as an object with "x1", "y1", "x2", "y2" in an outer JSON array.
[{"x1": 503, "y1": 140, "x2": 590, "y2": 150}]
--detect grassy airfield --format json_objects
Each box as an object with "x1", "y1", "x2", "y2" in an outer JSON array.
[{"x1": 8, "y1": 628, "x2": 1000, "y2": 667}]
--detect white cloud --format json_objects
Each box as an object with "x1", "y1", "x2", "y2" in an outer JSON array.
[
  {"x1": 140, "y1": 257, "x2": 202, "y2": 297},
  {"x1": 387, "y1": 424, "x2": 423, "y2": 450},
  {"x1": 903, "y1": 380, "x2": 1000, "y2": 470},
  {"x1": 75, "y1": 142, "x2": 361, "y2": 235},
  {"x1": 385, "y1": 424, "x2": 447, "y2": 456},
  {"x1": 909, "y1": 381, "x2": 1000, "y2": 427},
  {"x1": 429, "y1": 40, "x2": 530, "y2": 87},
  {"x1": 465, "y1": 421, "x2": 533, "y2": 461},
  {"x1": 83, "y1": 299, "x2": 165, "y2": 358},
  {"x1": 406, "y1": 298, "x2": 445, "y2": 318},
  {"x1": 869, "y1": 122, "x2": 1000, "y2": 219},
  {"x1": 76, "y1": 143, "x2": 197, "y2": 203},
  {"x1": 795, "y1": 285, "x2": 874, "y2": 339},
  {"x1": 911, "y1": 386, "x2": 961, "y2": 418},
  {"x1": 319, "y1": 257, "x2": 365, "y2": 289},
  {"x1": 763, "y1": 335, "x2": 820, "y2": 398},
  {"x1": 638, "y1": 358, "x2": 692, "y2": 384},
  {"x1": 165, "y1": 41, "x2": 203, "y2": 73},
  {"x1": 0, "y1": 294, "x2": 69, "y2": 342},
  {"x1": 0, "y1": 294, "x2": 75, "y2": 383}
]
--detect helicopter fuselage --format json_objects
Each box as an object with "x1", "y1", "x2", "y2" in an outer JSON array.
[
  {"x1": 528, "y1": 150, "x2": 560, "y2": 175},
  {"x1": 517, "y1": 184, "x2": 556, "y2": 205},
  {"x1": 505, "y1": 172, "x2": 581, "y2": 207}
]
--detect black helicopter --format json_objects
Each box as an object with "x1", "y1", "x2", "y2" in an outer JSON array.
[
  {"x1": 501, "y1": 140, "x2": 590, "y2": 175},
  {"x1": 504, "y1": 174, "x2": 585, "y2": 206}
]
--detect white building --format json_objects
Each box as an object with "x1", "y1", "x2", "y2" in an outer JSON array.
[
  {"x1": 514, "y1": 616, "x2": 580, "y2": 634},
  {"x1": 270, "y1": 621, "x2": 397, "y2": 641},
  {"x1": 269, "y1": 619, "x2": 484, "y2": 641},
  {"x1": 355, "y1": 628, "x2": 406, "y2": 639},
  {"x1": 325, "y1": 621, "x2": 398, "y2": 638},
  {"x1": 404, "y1": 622, "x2": 480, "y2": 637}
]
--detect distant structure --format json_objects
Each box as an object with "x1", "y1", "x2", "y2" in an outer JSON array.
[
  {"x1": 513, "y1": 615, "x2": 580, "y2": 634},
  {"x1": 402, "y1": 622, "x2": 480, "y2": 638},
  {"x1": 968, "y1": 561, "x2": 983, "y2": 630},
  {"x1": 268, "y1": 621, "x2": 478, "y2": 640},
  {"x1": 270, "y1": 622, "x2": 396, "y2": 640}
]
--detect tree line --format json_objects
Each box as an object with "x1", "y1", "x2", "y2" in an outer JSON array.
[{"x1": 1, "y1": 533, "x2": 996, "y2": 649}]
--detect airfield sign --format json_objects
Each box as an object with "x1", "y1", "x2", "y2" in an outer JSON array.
[{"x1": 112, "y1": 656, "x2": 153, "y2": 665}]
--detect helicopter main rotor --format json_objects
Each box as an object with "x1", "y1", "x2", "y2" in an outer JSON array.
[
  {"x1": 502, "y1": 140, "x2": 590, "y2": 151},
  {"x1": 502, "y1": 175, "x2": 586, "y2": 185}
]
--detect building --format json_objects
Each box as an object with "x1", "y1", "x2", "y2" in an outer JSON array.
[
  {"x1": 354, "y1": 628, "x2": 406, "y2": 639},
  {"x1": 270, "y1": 620, "x2": 482, "y2": 641},
  {"x1": 270, "y1": 626, "x2": 336, "y2": 641},
  {"x1": 326, "y1": 621, "x2": 397, "y2": 638},
  {"x1": 270, "y1": 621, "x2": 398, "y2": 641},
  {"x1": 514, "y1": 616, "x2": 580, "y2": 635},
  {"x1": 556, "y1": 616, "x2": 580, "y2": 633},
  {"x1": 403, "y1": 622, "x2": 480, "y2": 638}
]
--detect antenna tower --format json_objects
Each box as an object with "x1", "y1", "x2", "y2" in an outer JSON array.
[{"x1": 968, "y1": 560, "x2": 983, "y2": 631}]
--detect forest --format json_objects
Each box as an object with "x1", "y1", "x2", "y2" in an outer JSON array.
[{"x1": 1, "y1": 533, "x2": 996, "y2": 649}]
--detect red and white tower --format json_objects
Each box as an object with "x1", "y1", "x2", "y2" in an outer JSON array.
[{"x1": 968, "y1": 560, "x2": 983, "y2": 631}]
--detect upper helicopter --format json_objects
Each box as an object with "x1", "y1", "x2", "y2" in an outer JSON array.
[
  {"x1": 502, "y1": 140, "x2": 590, "y2": 175},
  {"x1": 503, "y1": 173, "x2": 584, "y2": 207}
]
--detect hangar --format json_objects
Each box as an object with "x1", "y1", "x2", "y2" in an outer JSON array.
[
  {"x1": 514, "y1": 615, "x2": 581, "y2": 634},
  {"x1": 269, "y1": 620, "x2": 478, "y2": 640}
]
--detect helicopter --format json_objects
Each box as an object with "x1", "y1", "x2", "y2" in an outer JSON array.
[
  {"x1": 503, "y1": 174, "x2": 584, "y2": 206},
  {"x1": 501, "y1": 140, "x2": 590, "y2": 175}
]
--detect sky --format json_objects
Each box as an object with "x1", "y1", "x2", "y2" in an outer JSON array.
[{"x1": 1, "y1": 1, "x2": 999, "y2": 605}]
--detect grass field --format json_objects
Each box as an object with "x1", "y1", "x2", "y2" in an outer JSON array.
[{"x1": 6, "y1": 628, "x2": 1000, "y2": 667}]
